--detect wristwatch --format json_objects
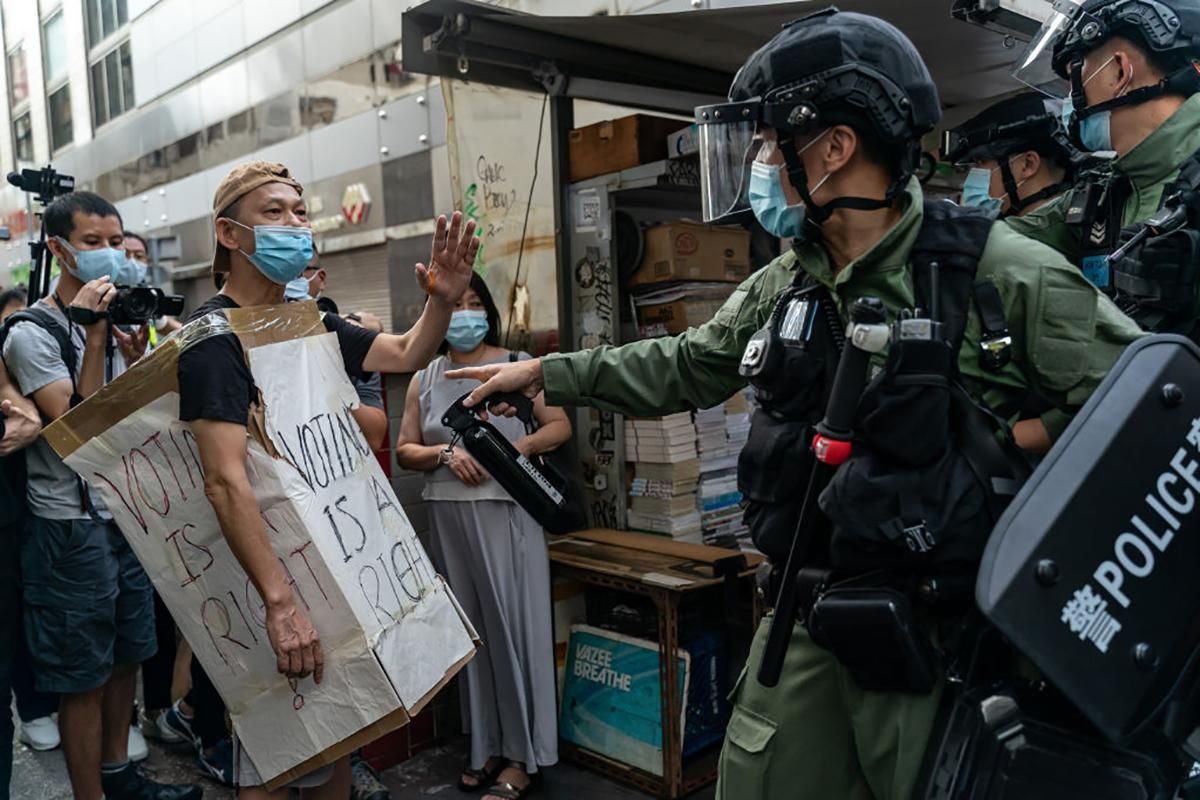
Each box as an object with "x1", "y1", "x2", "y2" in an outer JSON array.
[{"x1": 437, "y1": 447, "x2": 453, "y2": 466}]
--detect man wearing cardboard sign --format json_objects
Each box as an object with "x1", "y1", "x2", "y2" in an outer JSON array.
[{"x1": 179, "y1": 161, "x2": 479, "y2": 796}]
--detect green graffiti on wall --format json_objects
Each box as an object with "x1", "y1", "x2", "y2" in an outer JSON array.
[{"x1": 463, "y1": 183, "x2": 487, "y2": 278}]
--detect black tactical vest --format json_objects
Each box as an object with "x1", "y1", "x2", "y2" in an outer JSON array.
[
  {"x1": 1107, "y1": 149, "x2": 1200, "y2": 339},
  {"x1": 739, "y1": 202, "x2": 1030, "y2": 580}
]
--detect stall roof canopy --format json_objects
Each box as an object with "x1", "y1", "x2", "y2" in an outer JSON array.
[{"x1": 401, "y1": 0, "x2": 1029, "y2": 115}]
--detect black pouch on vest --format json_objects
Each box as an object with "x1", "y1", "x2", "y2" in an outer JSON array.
[
  {"x1": 818, "y1": 201, "x2": 1028, "y2": 575},
  {"x1": 807, "y1": 586, "x2": 938, "y2": 694},
  {"x1": 856, "y1": 335, "x2": 954, "y2": 467},
  {"x1": 738, "y1": 409, "x2": 816, "y2": 560},
  {"x1": 819, "y1": 436, "x2": 990, "y2": 574}
]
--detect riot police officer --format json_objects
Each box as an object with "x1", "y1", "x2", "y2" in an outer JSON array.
[
  {"x1": 944, "y1": 92, "x2": 1083, "y2": 217},
  {"x1": 447, "y1": 9, "x2": 1143, "y2": 798},
  {"x1": 1008, "y1": 0, "x2": 1200, "y2": 331}
]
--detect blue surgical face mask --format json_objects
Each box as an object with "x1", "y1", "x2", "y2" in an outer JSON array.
[
  {"x1": 960, "y1": 167, "x2": 1002, "y2": 213},
  {"x1": 1079, "y1": 110, "x2": 1112, "y2": 152},
  {"x1": 284, "y1": 272, "x2": 317, "y2": 301},
  {"x1": 747, "y1": 162, "x2": 832, "y2": 240},
  {"x1": 230, "y1": 220, "x2": 314, "y2": 285},
  {"x1": 56, "y1": 237, "x2": 128, "y2": 282},
  {"x1": 446, "y1": 309, "x2": 489, "y2": 353},
  {"x1": 114, "y1": 257, "x2": 147, "y2": 286},
  {"x1": 747, "y1": 130, "x2": 831, "y2": 240},
  {"x1": 1062, "y1": 56, "x2": 1121, "y2": 152},
  {"x1": 749, "y1": 162, "x2": 806, "y2": 239}
]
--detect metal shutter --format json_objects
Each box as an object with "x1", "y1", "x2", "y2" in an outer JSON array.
[{"x1": 319, "y1": 244, "x2": 391, "y2": 330}]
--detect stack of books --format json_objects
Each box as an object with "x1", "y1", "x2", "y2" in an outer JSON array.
[
  {"x1": 624, "y1": 412, "x2": 698, "y2": 464},
  {"x1": 625, "y1": 414, "x2": 702, "y2": 542},
  {"x1": 695, "y1": 391, "x2": 756, "y2": 550}
]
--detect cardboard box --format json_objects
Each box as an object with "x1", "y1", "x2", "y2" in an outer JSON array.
[
  {"x1": 634, "y1": 284, "x2": 737, "y2": 336},
  {"x1": 569, "y1": 114, "x2": 689, "y2": 183},
  {"x1": 43, "y1": 303, "x2": 478, "y2": 788},
  {"x1": 636, "y1": 297, "x2": 725, "y2": 336},
  {"x1": 666, "y1": 124, "x2": 699, "y2": 159},
  {"x1": 628, "y1": 222, "x2": 751, "y2": 288}
]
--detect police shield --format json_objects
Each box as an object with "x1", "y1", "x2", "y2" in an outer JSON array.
[{"x1": 978, "y1": 335, "x2": 1200, "y2": 744}]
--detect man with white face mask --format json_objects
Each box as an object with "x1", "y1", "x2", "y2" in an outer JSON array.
[
  {"x1": 943, "y1": 92, "x2": 1083, "y2": 218},
  {"x1": 0, "y1": 192, "x2": 198, "y2": 800},
  {"x1": 440, "y1": 10, "x2": 1144, "y2": 798},
  {"x1": 1008, "y1": 0, "x2": 1200, "y2": 333}
]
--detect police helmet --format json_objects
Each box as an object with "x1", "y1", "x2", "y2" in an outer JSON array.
[
  {"x1": 942, "y1": 92, "x2": 1083, "y2": 214},
  {"x1": 942, "y1": 93, "x2": 1072, "y2": 165},
  {"x1": 1051, "y1": 0, "x2": 1200, "y2": 79},
  {"x1": 1015, "y1": 0, "x2": 1200, "y2": 97},
  {"x1": 694, "y1": 8, "x2": 941, "y2": 223}
]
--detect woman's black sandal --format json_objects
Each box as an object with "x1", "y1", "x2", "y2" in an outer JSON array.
[
  {"x1": 483, "y1": 770, "x2": 543, "y2": 800},
  {"x1": 458, "y1": 758, "x2": 506, "y2": 793}
]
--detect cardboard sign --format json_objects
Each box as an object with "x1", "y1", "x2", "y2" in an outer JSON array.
[{"x1": 43, "y1": 303, "x2": 477, "y2": 786}]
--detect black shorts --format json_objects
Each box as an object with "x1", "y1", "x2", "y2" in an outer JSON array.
[{"x1": 21, "y1": 516, "x2": 156, "y2": 694}]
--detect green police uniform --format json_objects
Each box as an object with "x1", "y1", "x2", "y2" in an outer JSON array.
[
  {"x1": 1007, "y1": 93, "x2": 1200, "y2": 270},
  {"x1": 541, "y1": 179, "x2": 1143, "y2": 799}
]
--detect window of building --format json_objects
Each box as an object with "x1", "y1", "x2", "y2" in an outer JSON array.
[
  {"x1": 90, "y1": 41, "x2": 133, "y2": 127},
  {"x1": 43, "y1": 11, "x2": 73, "y2": 151},
  {"x1": 13, "y1": 112, "x2": 32, "y2": 162},
  {"x1": 48, "y1": 86, "x2": 72, "y2": 151},
  {"x1": 85, "y1": 0, "x2": 128, "y2": 50},
  {"x1": 7, "y1": 45, "x2": 27, "y2": 107},
  {"x1": 43, "y1": 11, "x2": 67, "y2": 85}
]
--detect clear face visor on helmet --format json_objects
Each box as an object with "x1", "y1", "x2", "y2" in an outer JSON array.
[
  {"x1": 695, "y1": 99, "x2": 764, "y2": 222},
  {"x1": 1012, "y1": 0, "x2": 1093, "y2": 96}
]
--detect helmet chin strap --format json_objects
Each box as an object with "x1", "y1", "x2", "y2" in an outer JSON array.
[{"x1": 777, "y1": 133, "x2": 898, "y2": 227}]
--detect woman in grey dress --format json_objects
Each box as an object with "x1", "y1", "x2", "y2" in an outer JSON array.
[{"x1": 395, "y1": 273, "x2": 569, "y2": 800}]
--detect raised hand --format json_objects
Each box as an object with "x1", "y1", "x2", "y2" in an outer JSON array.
[{"x1": 416, "y1": 211, "x2": 480, "y2": 305}]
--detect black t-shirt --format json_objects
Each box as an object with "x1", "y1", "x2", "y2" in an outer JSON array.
[{"x1": 178, "y1": 294, "x2": 379, "y2": 425}]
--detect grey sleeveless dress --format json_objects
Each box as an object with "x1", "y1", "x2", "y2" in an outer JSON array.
[{"x1": 417, "y1": 353, "x2": 559, "y2": 773}]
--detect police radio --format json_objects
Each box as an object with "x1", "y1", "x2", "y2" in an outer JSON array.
[{"x1": 441, "y1": 392, "x2": 585, "y2": 535}]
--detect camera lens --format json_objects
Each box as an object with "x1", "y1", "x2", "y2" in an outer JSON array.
[{"x1": 126, "y1": 290, "x2": 155, "y2": 320}]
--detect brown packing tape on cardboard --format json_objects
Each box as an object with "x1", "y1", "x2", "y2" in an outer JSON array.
[{"x1": 44, "y1": 301, "x2": 325, "y2": 461}]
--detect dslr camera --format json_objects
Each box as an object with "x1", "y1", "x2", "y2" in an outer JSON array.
[{"x1": 108, "y1": 286, "x2": 185, "y2": 326}]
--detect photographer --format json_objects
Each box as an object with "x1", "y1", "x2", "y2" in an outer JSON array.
[
  {"x1": 0, "y1": 191, "x2": 201, "y2": 800},
  {"x1": 123, "y1": 231, "x2": 182, "y2": 340},
  {"x1": 180, "y1": 161, "x2": 478, "y2": 797}
]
